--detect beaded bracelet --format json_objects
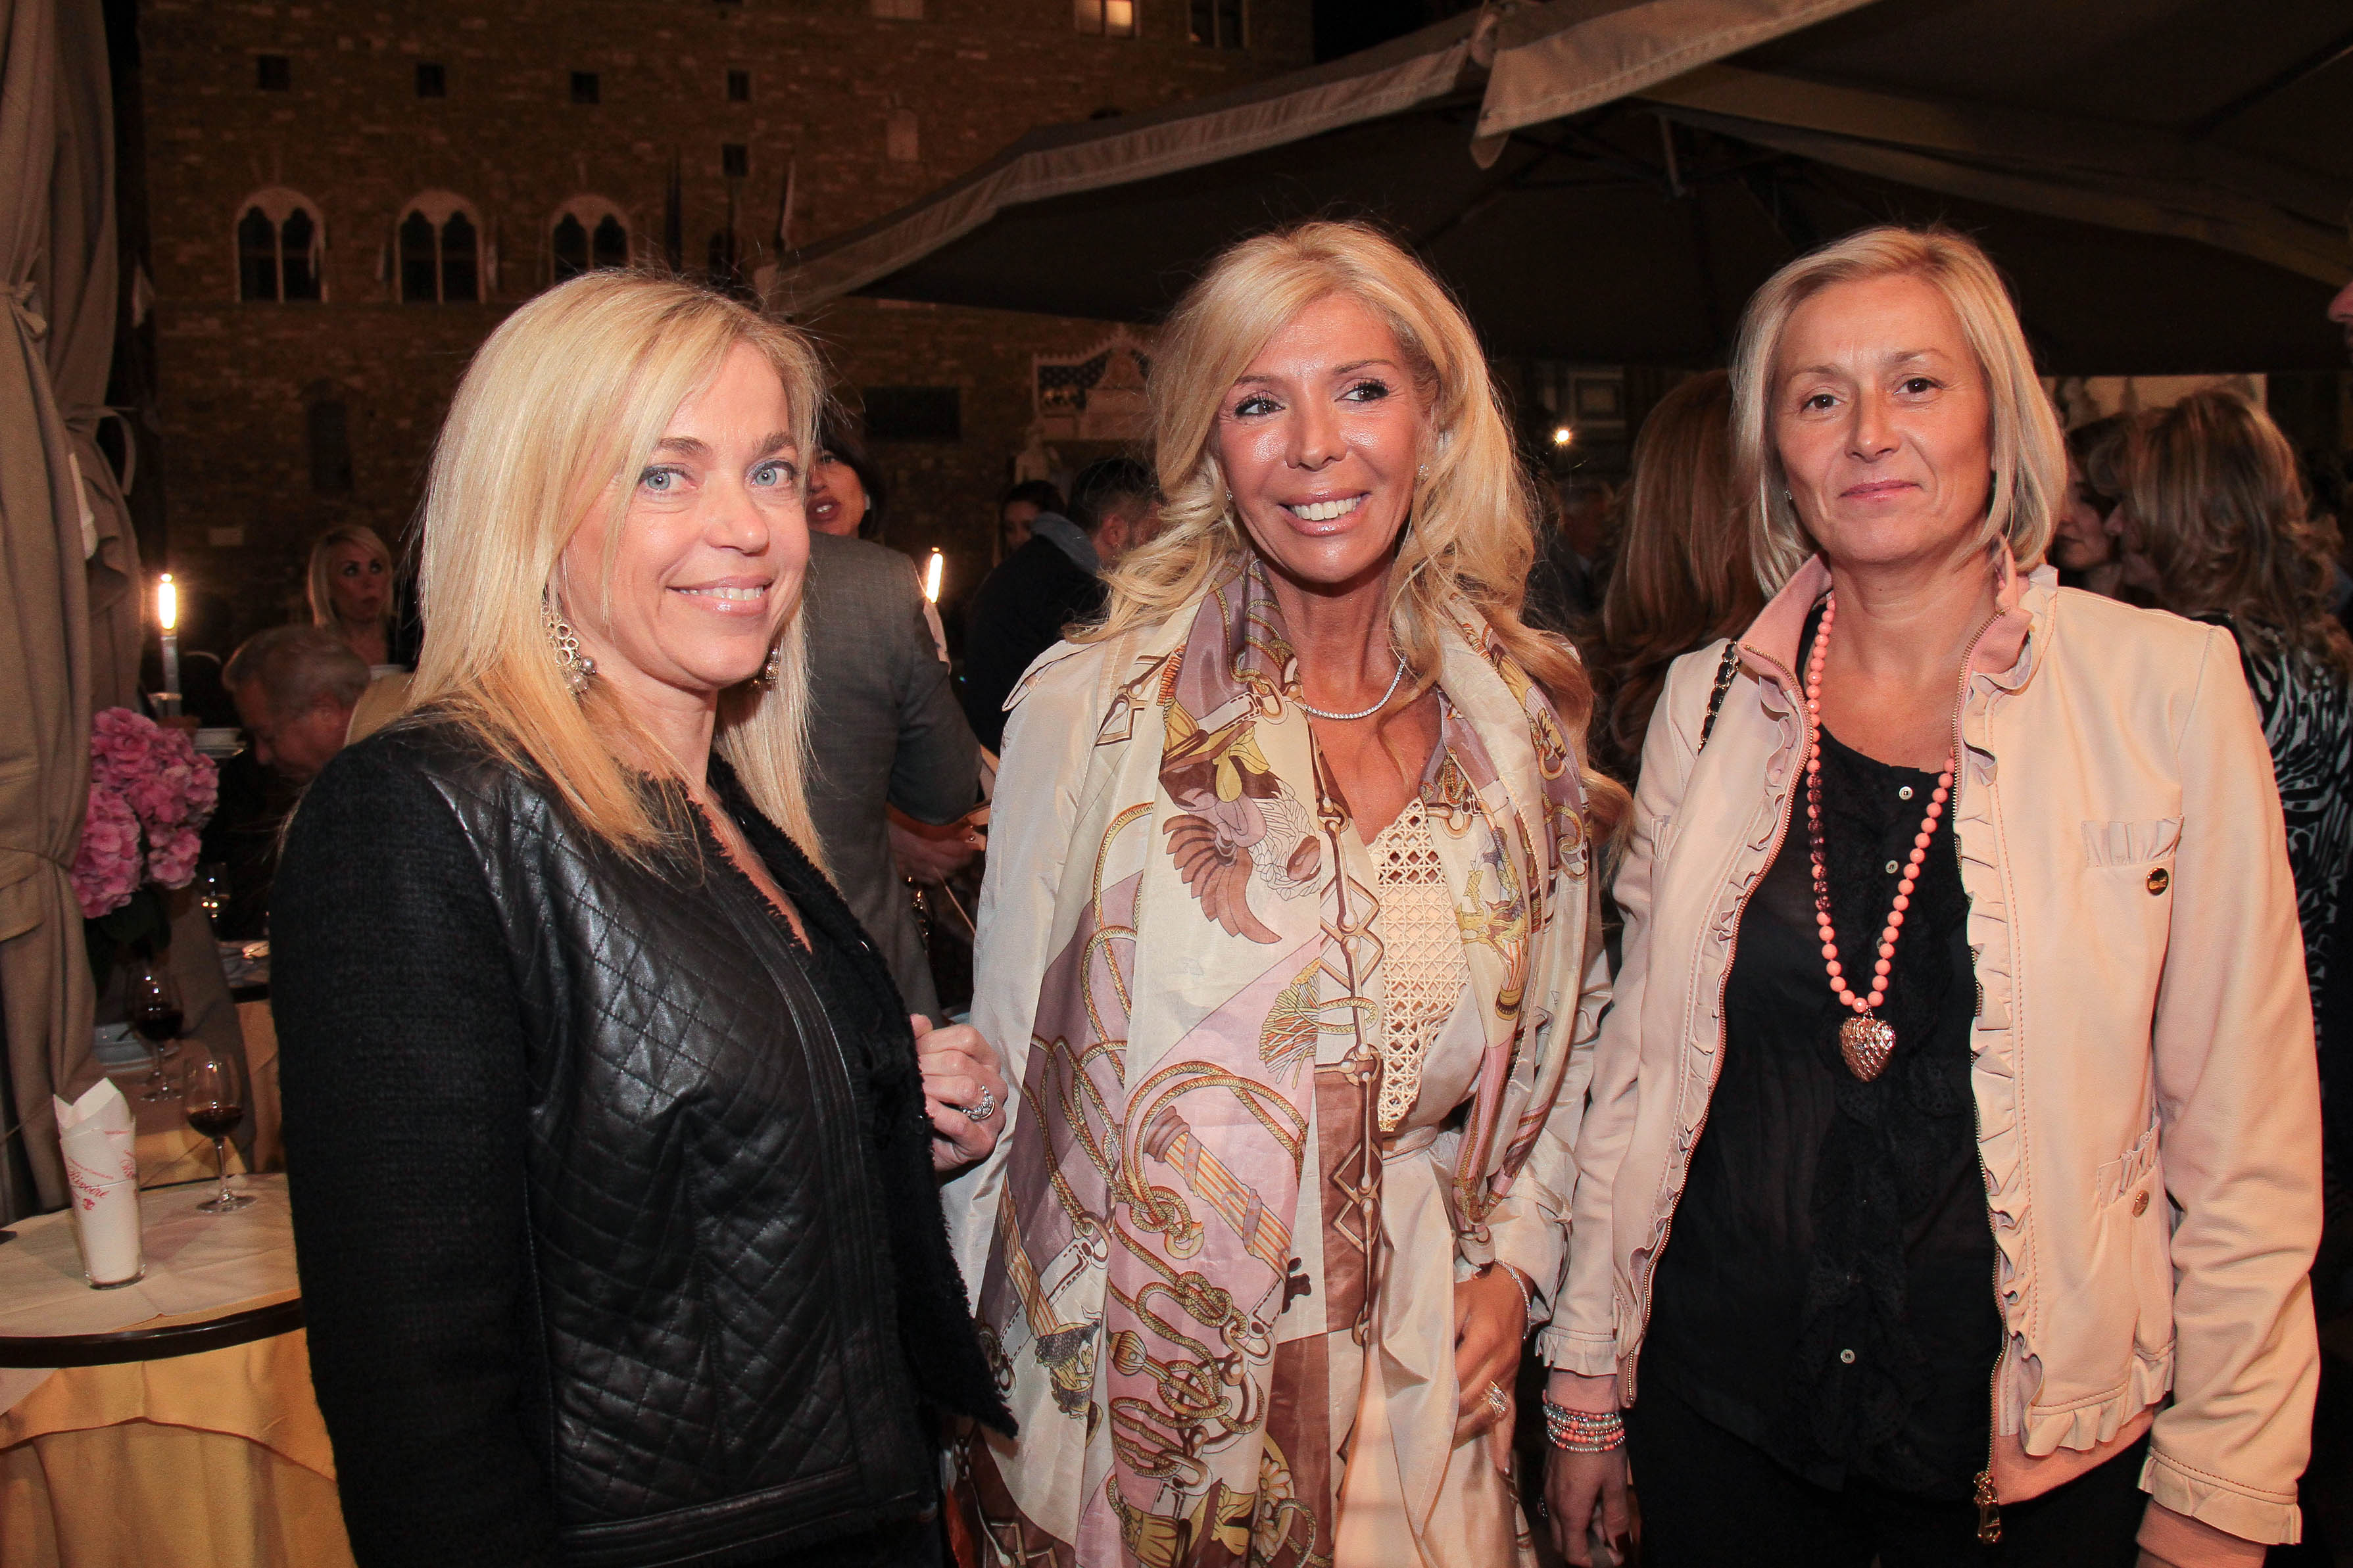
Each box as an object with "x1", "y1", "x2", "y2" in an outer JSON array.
[{"x1": 1541, "y1": 1398, "x2": 1626, "y2": 1454}]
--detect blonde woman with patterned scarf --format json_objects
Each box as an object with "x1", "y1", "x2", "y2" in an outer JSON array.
[{"x1": 939, "y1": 220, "x2": 1623, "y2": 1567}]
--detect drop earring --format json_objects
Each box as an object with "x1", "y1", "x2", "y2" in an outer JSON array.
[
  {"x1": 543, "y1": 595, "x2": 595, "y2": 695},
  {"x1": 758, "y1": 642, "x2": 784, "y2": 689}
]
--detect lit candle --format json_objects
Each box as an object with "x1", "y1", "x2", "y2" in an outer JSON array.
[
  {"x1": 923, "y1": 550, "x2": 944, "y2": 604},
  {"x1": 157, "y1": 573, "x2": 180, "y2": 711}
]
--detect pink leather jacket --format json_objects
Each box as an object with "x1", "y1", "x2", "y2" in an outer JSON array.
[{"x1": 1543, "y1": 555, "x2": 2322, "y2": 1559}]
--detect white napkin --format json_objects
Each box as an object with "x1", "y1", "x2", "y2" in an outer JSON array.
[{"x1": 53, "y1": 1079, "x2": 142, "y2": 1286}]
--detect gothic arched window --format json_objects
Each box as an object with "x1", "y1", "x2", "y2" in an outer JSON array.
[
  {"x1": 397, "y1": 193, "x2": 489, "y2": 303},
  {"x1": 548, "y1": 197, "x2": 631, "y2": 287},
  {"x1": 233, "y1": 189, "x2": 326, "y2": 302}
]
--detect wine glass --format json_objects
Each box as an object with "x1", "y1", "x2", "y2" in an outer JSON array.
[
  {"x1": 180, "y1": 1041, "x2": 253, "y2": 1214},
  {"x1": 195, "y1": 863, "x2": 230, "y2": 933},
  {"x1": 124, "y1": 955, "x2": 184, "y2": 1103}
]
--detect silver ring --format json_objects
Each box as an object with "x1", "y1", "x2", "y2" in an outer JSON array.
[
  {"x1": 1484, "y1": 1381, "x2": 1508, "y2": 1417},
  {"x1": 961, "y1": 1087, "x2": 998, "y2": 1123}
]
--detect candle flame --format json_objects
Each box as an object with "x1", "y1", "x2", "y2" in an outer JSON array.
[
  {"x1": 923, "y1": 550, "x2": 944, "y2": 603},
  {"x1": 158, "y1": 573, "x2": 178, "y2": 632}
]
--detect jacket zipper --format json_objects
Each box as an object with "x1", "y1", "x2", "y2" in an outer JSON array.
[
  {"x1": 1624, "y1": 641, "x2": 1804, "y2": 1400},
  {"x1": 1939, "y1": 606, "x2": 2011, "y2": 1546}
]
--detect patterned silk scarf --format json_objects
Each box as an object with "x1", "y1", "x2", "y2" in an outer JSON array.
[{"x1": 955, "y1": 563, "x2": 1594, "y2": 1567}]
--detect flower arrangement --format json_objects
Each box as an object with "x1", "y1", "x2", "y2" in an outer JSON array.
[{"x1": 72, "y1": 707, "x2": 218, "y2": 986}]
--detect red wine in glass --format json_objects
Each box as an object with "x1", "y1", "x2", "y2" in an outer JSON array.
[
  {"x1": 125, "y1": 958, "x2": 183, "y2": 1102},
  {"x1": 186, "y1": 1103, "x2": 244, "y2": 1141},
  {"x1": 182, "y1": 1045, "x2": 253, "y2": 1213},
  {"x1": 130, "y1": 1006, "x2": 183, "y2": 1045}
]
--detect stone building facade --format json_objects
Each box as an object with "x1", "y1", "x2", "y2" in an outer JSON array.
[{"x1": 135, "y1": 0, "x2": 1312, "y2": 632}]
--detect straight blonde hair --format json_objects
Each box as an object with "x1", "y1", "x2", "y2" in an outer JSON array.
[
  {"x1": 407, "y1": 270, "x2": 828, "y2": 861},
  {"x1": 1587, "y1": 370, "x2": 1762, "y2": 780},
  {"x1": 1086, "y1": 218, "x2": 1626, "y2": 832},
  {"x1": 1730, "y1": 226, "x2": 2064, "y2": 589},
  {"x1": 306, "y1": 522, "x2": 393, "y2": 634},
  {"x1": 2124, "y1": 388, "x2": 2353, "y2": 680}
]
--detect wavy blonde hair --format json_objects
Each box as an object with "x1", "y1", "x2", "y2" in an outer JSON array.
[
  {"x1": 1084, "y1": 219, "x2": 1624, "y2": 830},
  {"x1": 306, "y1": 522, "x2": 393, "y2": 636},
  {"x1": 407, "y1": 270, "x2": 827, "y2": 859},
  {"x1": 1586, "y1": 370, "x2": 1762, "y2": 780},
  {"x1": 2123, "y1": 388, "x2": 2353, "y2": 680},
  {"x1": 1730, "y1": 226, "x2": 2064, "y2": 589}
]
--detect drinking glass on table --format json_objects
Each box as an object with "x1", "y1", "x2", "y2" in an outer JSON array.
[
  {"x1": 195, "y1": 863, "x2": 230, "y2": 932},
  {"x1": 181, "y1": 1040, "x2": 253, "y2": 1213},
  {"x1": 124, "y1": 954, "x2": 184, "y2": 1103}
]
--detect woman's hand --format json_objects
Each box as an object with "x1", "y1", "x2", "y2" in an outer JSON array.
[
  {"x1": 1543, "y1": 1371, "x2": 1636, "y2": 1567},
  {"x1": 1453, "y1": 1264, "x2": 1529, "y2": 1472},
  {"x1": 911, "y1": 1014, "x2": 1007, "y2": 1172},
  {"x1": 889, "y1": 805, "x2": 982, "y2": 886}
]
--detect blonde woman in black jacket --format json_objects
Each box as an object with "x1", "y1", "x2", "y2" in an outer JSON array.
[{"x1": 276, "y1": 272, "x2": 1011, "y2": 1568}]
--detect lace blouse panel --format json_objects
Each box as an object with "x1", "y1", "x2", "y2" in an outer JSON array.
[{"x1": 1370, "y1": 794, "x2": 1470, "y2": 1133}]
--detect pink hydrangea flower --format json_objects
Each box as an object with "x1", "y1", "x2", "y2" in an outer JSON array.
[
  {"x1": 147, "y1": 824, "x2": 203, "y2": 890},
  {"x1": 72, "y1": 785, "x2": 143, "y2": 918},
  {"x1": 74, "y1": 708, "x2": 222, "y2": 915}
]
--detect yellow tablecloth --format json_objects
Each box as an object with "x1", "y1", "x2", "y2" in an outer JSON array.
[
  {"x1": 0, "y1": 1331, "x2": 352, "y2": 1568},
  {"x1": 0, "y1": 1175, "x2": 352, "y2": 1567}
]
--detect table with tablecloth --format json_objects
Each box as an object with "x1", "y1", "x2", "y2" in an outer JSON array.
[{"x1": 0, "y1": 1174, "x2": 354, "y2": 1568}]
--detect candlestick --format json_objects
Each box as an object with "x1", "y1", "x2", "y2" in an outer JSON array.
[{"x1": 158, "y1": 573, "x2": 181, "y2": 709}]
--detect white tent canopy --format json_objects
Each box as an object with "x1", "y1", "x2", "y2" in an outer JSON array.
[{"x1": 771, "y1": 0, "x2": 2352, "y2": 373}]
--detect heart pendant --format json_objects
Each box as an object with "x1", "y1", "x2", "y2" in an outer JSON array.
[{"x1": 1839, "y1": 1014, "x2": 1896, "y2": 1081}]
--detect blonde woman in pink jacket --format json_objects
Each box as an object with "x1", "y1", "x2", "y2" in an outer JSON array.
[{"x1": 1541, "y1": 227, "x2": 2322, "y2": 1568}]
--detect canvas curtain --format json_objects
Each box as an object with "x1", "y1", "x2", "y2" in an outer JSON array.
[{"x1": 0, "y1": 0, "x2": 102, "y2": 1223}]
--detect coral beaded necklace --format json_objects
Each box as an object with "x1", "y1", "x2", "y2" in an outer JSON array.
[{"x1": 1803, "y1": 592, "x2": 1958, "y2": 1081}]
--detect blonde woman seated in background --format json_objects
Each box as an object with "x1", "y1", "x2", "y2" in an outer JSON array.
[
  {"x1": 306, "y1": 521, "x2": 404, "y2": 669},
  {"x1": 1543, "y1": 226, "x2": 2321, "y2": 1568},
  {"x1": 275, "y1": 272, "x2": 1011, "y2": 1568},
  {"x1": 940, "y1": 220, "x2": 1620, "y2": 1567}
]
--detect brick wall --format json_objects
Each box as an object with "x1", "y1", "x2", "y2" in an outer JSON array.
[{"x1": 138, "y1": 0, "x2": 1312, "y2": 637}]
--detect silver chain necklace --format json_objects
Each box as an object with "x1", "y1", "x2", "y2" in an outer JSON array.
[{"x1": 1298, "y1": 653, "x2": 1409, "y2": 721}]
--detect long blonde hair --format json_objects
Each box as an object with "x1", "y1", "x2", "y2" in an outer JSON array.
[
  {"x1": 2123, "y1": 388, "x2": 2353, "y2": 679},
  {"x1": 306, "y1": 522, "x2": 393, "y2": 635},
  {"x1": 1730, "y1": 226, "x2": 2064, "y2": 589},
  {"x1": 407, "y1": 270, "x2": 828, "y2": 859},
  {"x1": 1087, "y1": 218, "x2": 1624, "y2": 831},
  {"x1": 1587, "y1": 370, "x2": 1762, "y2": 780}
]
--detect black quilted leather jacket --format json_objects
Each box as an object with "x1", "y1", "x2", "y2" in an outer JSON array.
[{"x1": 278, "y1": 722, "x2": 1008, "y2": 1567}]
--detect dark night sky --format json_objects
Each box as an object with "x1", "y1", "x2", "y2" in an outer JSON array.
[{"x1": 1313, "y1": 0, "x2": 1479, "y2": 62}]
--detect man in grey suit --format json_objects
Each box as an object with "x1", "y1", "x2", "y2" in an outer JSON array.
[{"x1": 800, "y1": 529, "x2": 980, "y2": 1024}]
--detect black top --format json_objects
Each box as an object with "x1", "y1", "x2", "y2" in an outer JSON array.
[
  {"x1": 276, "y1": 726, "x2": 1006, "y2": 1567},
  {"x1": 958, "y1": 534, "x2": 1104, "y2": 751},
  {"x1": 1644, "y1": 634, "x2": 1999, "y2": 1500}
]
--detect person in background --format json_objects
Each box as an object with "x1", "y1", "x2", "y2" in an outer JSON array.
[
  {"x1": 2118, "y1": 386, "x2": 2353, "y2": 1314},
  {"x1": 809, "y1": 414, "x2": 889, "y2": 542},
  {"x1": 1545, "y1": 226, "x2": 2319, "y2": 1568},
  {"x1": 204, "y1": 626, "x2": 377, "y2": 940},
  {"x1": 1579, "y1": 369, "x2": 1763, "y2": 786},
  {"x1": 1068, "y1": 453, "x2": 1160, "y2": 565},
  {"x1": 996, "y1": 477, "x2": 1062, "y2": 562},
  {"x1": 274, "y1": 271, "x2": 1010, "y2": 1568},
  {"x1": 958, "y1": 460, "x2": 1138, "y2": 751},
  {"x1": 802, "y1": 406, "x2": 984, "y2": 1024},
  {"x1": 2052, "y1": 414, "x2": 2135, "y2": 599},
  {"x1": 222, "y1": 625, "x2": 375, "y2": 784},
  {"x1": 1524, "y1": 472, "x2": 1613, "y2": 635},
  {"x1": 307, "y1": 523, "x2": 406, "y2": 669}
]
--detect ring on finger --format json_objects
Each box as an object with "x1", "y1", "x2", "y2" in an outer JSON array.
[
  {"x1": 1483, "y1": 1380, "x2": 1508, "y2": 1418},
  {"x1": 958, "y1": 1085, "x2": 998, "y2": 1123}
]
